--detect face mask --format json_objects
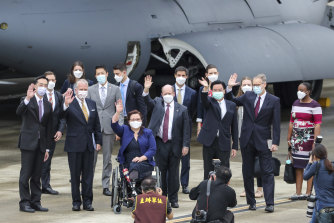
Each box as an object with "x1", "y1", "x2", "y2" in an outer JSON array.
[
  {"x1": 77, "y1": 90, "x2": 88, "y2": 100},
  {"x1": 47, "y1": 81, "x2": 55, "y2": 90},
  {"x1": 241, "y1": 85, "x2": 252, "y2": 93},
  {"x1": 176, "y1": 77, "x2": 186, "y2": 86},
  {"x1": 96, "y1": 75, "x2": 106, "y2": 85},
  {"x1": 212, "y1": 92, "x2": 224, "y2": 100},
  {"x1": 114, "y1": 75, "x2": 123, "y2": 83},
  {"x1": 73, "y1": 70, "x2": 83, "y2": 79},
  {"x1": 207, "y1": 74, "x2": 218, "y2": 83},
  {"x1": 253, "y1": 86, "x2": 262, "y2": 95},
  {"x1": 163, "y1": 95, "x2": 174, "y2": 104},
  {"x1": 297, "y1": 91, "x2": 306, "y2": 100},
  {"x1": 129, "y1": 121, "x2": 142, "y2": 129},
  {"x1": 37, "y1": 87, "x2": 47, "y2": 96}
]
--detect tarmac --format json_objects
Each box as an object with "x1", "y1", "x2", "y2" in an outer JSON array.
[{"x1": 0, "y1": 79, "x2": 334, "y2": 223}]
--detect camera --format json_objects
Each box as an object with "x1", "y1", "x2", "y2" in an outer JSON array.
[
  {"x1": 193, "y1": 210, "x2": 207, "y2": 223},
  {"x1": 208, "y1": 159, "x2": 222, "y2": 179}
]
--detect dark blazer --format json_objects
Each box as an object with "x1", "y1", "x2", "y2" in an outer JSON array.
[
  {"x1": 196, "y1": 86, "x2": 207, "y2": 122},
  {"x1": 44, "y1": 91, "x2": 66, "y2": 135},
  {"x1": 16, "y1": 96, "x2": 52, "y2": 152},
  {"x1": 197, "y1": 92, "x2": 238, "y2": 151},
  {"x1": 111, "y1": 122, "x2": 156, "y2": 166},
  {"x1": 226, "y1": 91, "x2": 280, "y2": 150},
  {"x1": 62, "y1": 98, "x2": 102, "y2": 152},
  {"x1": 60, "y1": 79, "x2": 94, "y2": 95},
  {"x1": 173, "y1": 85, "x2": 197, "y2": 122},
  {"x1": 144, "y1": 95, "x2": 190, "y2": 158}
]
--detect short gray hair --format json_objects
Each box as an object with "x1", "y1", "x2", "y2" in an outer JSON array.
[
  {"x1": 253, "y1": 73, "x2": 267, "y2": 83},
  {"x1": 75, "y1": 79, "x2": 88, "y2": 89}
]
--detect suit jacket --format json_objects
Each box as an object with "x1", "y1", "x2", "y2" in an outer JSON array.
[
  {"x1": 197, "y1": 92, "x2": 238, "y2": 151},
  {"x1": 16, "y1": 96, "x2": 52, "y2": 152},
  {"x1": 173, "y1": 85, "x2": 197, "y2": 124},
  {"x1": 144, "y1": 95, "x2": 190, "y2": 158},
  {"x1": 43, "y1": 91, "x2": 66, "y2": 135},
  {"x1": 62, "y1": 98, "x2": 102, "y2": 153},
  {"x1": 111, "y1": 122, "x2": 156, "y2": 166},
  {"x1": 88, "y1": 82, "x2": 123, "y2": 134},
  {"x1": 226, "y1": 91, "x2": 281, "y2": 150}
]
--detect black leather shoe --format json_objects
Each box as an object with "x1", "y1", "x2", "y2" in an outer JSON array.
[
  {"x1": 265, "y1": 205, "x2": 274, "y2": 213},
  {"x1": 72, "y1": 205, "x2": 80, "y2": 211},
  {"x1": 103, "y1": 188, "x2": 112, "y2": 196},
  {"x1": 42, "y1": 187, "x2": 59, "y2": 195},
  {"x1": 31, "y1": 204, "x2": 48, "y2": 212},
  {"x1": 182, "y1": 187, "x2": 190, "y2": 194},
  {"x1": 249, "y1": 204, "x2": 256, "y2": 211},
  {"x1": 83, "y1": 204, "x2": 94, "y2": 211},
  {"x1": 171, "y1": 202, "x2": 179, "y2": 208},
  {"x1": 20, "y1": 205, "x2": 35, "y2": 213}
]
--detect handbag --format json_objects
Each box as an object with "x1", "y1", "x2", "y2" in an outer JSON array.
[
  {"x1": 254, "y1": 156, "x2": 281, "y2": 178},
  {"x1": 283, "y1": 155, "x2": 296, "y2": 184}
]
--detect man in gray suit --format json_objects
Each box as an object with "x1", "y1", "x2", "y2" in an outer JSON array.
[{"x1": 88, "y1": 65, "x2": 123, "y2": 196}]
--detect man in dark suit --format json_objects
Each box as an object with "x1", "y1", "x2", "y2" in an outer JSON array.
[
  {"x1": 113, "y1": 63, "x2": 147, "y2": 125},
  {"x1": 63, "y1": 79, "x2": 102, "y2": 211},
  {"x1": 197, "y1": 79, "x2": 238, "y2": 179},
  {"x1": 143, "y1": 75, "x2": 190, "y2": 208},
  {"x1": 173, "y1": 66, "x2": 197, "y2": 194},
  {"x1": 41, "y1": 71, "x2": 66, "y2": 195},
  {"x1": 16, "y1": 76, "x2": 52, "y2": 213},
  {"x1": 226, "y1": 73, "x2": 280, "y2": 213}
]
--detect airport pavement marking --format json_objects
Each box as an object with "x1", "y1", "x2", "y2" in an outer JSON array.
[{"x1": 167, "y1": 198, "x2": 294, "y2": 223}]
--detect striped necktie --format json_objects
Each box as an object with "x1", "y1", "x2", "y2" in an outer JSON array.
[
  {"x1": 81, "y1": 100, "x2": 89, "y2": 122},
  {"x1": 254, "y1": 96, "x2": 261, "y2": 118}
]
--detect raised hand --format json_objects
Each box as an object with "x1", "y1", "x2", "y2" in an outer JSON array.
[
  {"x1": 198, "y1": 77, "x2": 209, "y2": 87},
  {"x1": 228, "y1": 73, "x2": 240, "y2": 88},
  {"x1": 144, "y1": 75, "x2": 153, "y2": 92},
  {"x1": 64, "y1": 89, "x2": 74, "y2": 106},
  {"x1": 26, "y1": 83, "x2": 36, "y2": 100},
  {"x1": 115, "y1": 99, "x2": 123, "y2": 114}
]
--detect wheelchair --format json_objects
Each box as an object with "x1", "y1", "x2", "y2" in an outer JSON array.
[{"x1": 110, "y1": 162, "x2": 161, "y2": 214}]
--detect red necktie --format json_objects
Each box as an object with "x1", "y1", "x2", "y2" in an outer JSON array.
[
  {"x1": 49, "y1": 92, "x2": 53, "y2": 110},
  {"x1": 162, "y1": 104, "x2": 170, "y2": 143},
  {"x1": 254, "y1": 96, "x2": 261, "y2": 118}
]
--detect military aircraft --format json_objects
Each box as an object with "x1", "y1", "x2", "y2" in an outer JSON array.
[{"x1": 1, "y1": 0, "x2": 334, "y2": 106}]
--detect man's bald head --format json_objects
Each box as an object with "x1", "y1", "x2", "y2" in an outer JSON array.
[{"x1": 161, "y1": 84, "x2": 175, "y2": 97}]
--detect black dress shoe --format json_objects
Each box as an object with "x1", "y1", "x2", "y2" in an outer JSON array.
[
  {"x1": 72, "y1": 205, "x2": 81, "y2": 211},
  {"x1": 103, "y1": 188, "x2": 112, "y2": 196},
  {"x1": 182, "y1": 187, "x2": 190, "y2": 194},
  {"x1": 20, "y1": 205, "x2": 35, "y2": 213},
  {"x1": 171, "y1": 202, "x2": 179, "y2": 208},
  {"x1": 31, "y1": 204, "x2": 48, "y2": 212},
  {"x1": 248, "y1": 204, "x2": 256, "y2": 211},
  {"x1": 42, "y1": 187, "x2": 59, "y2": 195},
  {"x1": 83, "y1": 204, "x2": 94, "y2": 211},
  {"x1": 265, "y1": 205, "x2": 274, "y2": 213}
]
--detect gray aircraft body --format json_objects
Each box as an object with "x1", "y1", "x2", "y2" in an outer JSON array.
[{"x1": 1, "y1": 0, "x2": 334, "y2": 105}]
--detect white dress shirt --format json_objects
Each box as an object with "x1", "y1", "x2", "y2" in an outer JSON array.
[
  {"x1": 254, "y1": 91, "x2": 267, "y2": 113},
  {"x1": 175, "y1": 84, "x2": 185, "y2": 104},
  {"x1": 158, "y1": 100, "x2": 174, "y2": 140},
  {"x1": 217, "y1": 99, "x2": 227, "y2": 136},
  {"x1": 46, "y1": 90, "x2": 55, "y2": 111}
]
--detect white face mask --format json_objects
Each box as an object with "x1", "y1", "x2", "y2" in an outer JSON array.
[
  {"x1": 47, "y1": 81, "x2": 55, "y2": 90},
  {"x1": 114, "y1": 75, "x2": 123, "y2": 83},
  {"x1": 129, "y1": 121, "x2": 142, "y2": 129},
  {"x1": 37, "y1": 87, "x2": 47, "y2": 96},
  {"x1": 176, "y1": 77, "x2": 186, "y2": 86},
  {"x1": 207, "y1": 74, "x2": 218, "y2": 83},
  {"x1": 163, "y1": 95, "x2": 174, "y2": 104},
  {"x1": 241, "y1": 85, "x2": 252, "y2": 93},
  {"x1": 73, "y1": 70, "x2": 83, "y2": 79},
  {"x1": 77, "y1": 90, "x2": 88, "y2": 100},
  {"x1": 297, "y1": 91, "x2": 306, "y2": 100}
]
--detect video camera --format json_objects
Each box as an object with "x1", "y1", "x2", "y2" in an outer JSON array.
[{"x1": 208, "y1": 159, "x2": 222, "y2": 180}]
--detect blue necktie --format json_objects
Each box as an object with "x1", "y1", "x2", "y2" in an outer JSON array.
[{"x1": 120, "y1": 83, "x2": 126, "y2": 115}]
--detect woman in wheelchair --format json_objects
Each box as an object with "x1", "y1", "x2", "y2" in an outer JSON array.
[{"x1": 111, "y1": 100, "x2": 157, "y2": 185}]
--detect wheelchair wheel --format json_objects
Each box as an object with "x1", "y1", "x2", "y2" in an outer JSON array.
[
  {"x1": 113, "y1": 204, "x2": 122, "y2": 214},
  {"x1": 111, "y1": 166, "x2": 119, "y2": 208}
]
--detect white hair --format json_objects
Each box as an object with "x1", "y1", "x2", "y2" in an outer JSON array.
[
  {"x1": 254, "y1": 73, "x2": 267, "y2": 83},
  {"x1": 75, "y1": 79, "x2": 88, "y2": 89}
]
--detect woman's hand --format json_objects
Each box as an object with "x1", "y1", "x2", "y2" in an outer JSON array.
[
  {"x1": 115, "y1": 99, "x2": 123, "y2": 114},
  {"x1": 132, "y1": 155, "x2": 147, "y2": 163}
]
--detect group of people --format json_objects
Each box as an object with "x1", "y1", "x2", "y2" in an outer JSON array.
[{"x1": 16, "y1": 60, "x2": 333, "y2": 222}]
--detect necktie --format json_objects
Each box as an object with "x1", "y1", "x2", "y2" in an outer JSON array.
[
  {"x1": 177, "y1": 88, "x2": 182, "y2": 104},
  {"x1": 49, "y1": 92, "x2": 53, "y2": 110},
  {"x1": 162, "y1": 104, "x2": 170, "y2": 143},
  {"x1": 38, "y1": 99, "x2": 43, "y2": 122},
  {"x1": 254, "y1": 96, "x2": 261, "y2": 118},
  {"x1": 81, "y1": 100, "x2": 89, "y2": 122},
  {"x1": 101, "y1": 86, "x2": 106, "y2": 106}
]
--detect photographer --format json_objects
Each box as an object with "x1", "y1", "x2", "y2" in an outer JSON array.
[
  {"x1": 132, "y1": 177, "x2": 173, "y2": 223},
  {"x1": 303, "y1": 144, "x2": 334, "y2": 223},
  {"x1": 189, "y1": 166, "x2": 237, "y2": 223}
]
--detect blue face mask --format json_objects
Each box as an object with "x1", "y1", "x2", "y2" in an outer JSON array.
[
  {"x1": 96, "y1": 75, "x2": 106, "y2": 85},
  {"x1": 212, "y1": 92, "x2": 224, "y2": 100},
  {"x1": 253, "y1": 86, "x2": 262, "y2": 95}
]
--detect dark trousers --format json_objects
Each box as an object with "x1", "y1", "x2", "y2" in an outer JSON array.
[
  {"x1": 241, "y1": 138, "x2": 274, "y2": 206},
  {"x1": 155, "y1": 138, "x2": 180, "y2": 203},
  {"x1": 180, "y1": 150, "x2": 190, "y2": 187},
  {"x1": 203, "y1": 137, "x2": 230, "y2": 180},
  {"x1": 67, "y1": 149, "x2": 94, "y2": 207},
  {"x1": 41, "y1": 141, "x2": 56, "y2": 189},
  {"x1": 19, "y1": 148, "x2": 44, "y2": 206}
]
